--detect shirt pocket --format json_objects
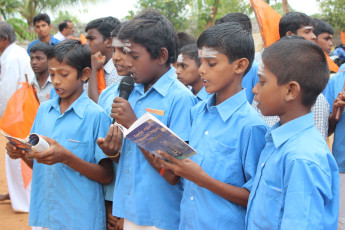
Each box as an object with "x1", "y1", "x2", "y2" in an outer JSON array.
[
  {"x1": 203, "y1": 140, "x2": 239, "y2": 184},
  {"x1": 64, "y1": 139, "x2": 91, "y2": 162},
  {"x1": 254, "y1": 179, "x2": 284, "y2": 229}
]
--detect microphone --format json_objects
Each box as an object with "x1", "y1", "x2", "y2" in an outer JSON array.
[{"x1": 112, "y1": 76, "x2": 135, "y2": 124}]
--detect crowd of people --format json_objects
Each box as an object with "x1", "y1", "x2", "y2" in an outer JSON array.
[{"x1": 0, "y1": 8, "x2": 344, "y2": 230}]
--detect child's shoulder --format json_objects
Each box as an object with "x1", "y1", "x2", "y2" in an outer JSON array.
[{"x1": 99, "y1": 82, "x2": 120, "y2": 100}]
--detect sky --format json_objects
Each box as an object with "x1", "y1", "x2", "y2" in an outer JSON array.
[{"x1": 63, "y1": 0, "x2": 321, "y2": 23}]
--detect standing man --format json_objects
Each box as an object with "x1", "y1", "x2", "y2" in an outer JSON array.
[
  {"x1": 0, "y1": 21, "x2": 34, "y2": 212},
  {"x1": 85, "y1": 16, "x2": 122, "y2": 102},
  {"x1": 27, "y1": 13, "x2": 60, "y2": 55},
  {"x1": 54, "y1": 20, "x2": 74, "y2": 41}
]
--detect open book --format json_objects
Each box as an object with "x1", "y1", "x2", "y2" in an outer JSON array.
[
  {"x1": 116, "y1": 112, "x2": 197, "y2": 160},
  {"x1": 1, "y1": 130, "x2": 49, "y2": 153}
]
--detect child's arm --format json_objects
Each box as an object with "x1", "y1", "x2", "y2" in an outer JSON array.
[
  {"x1": 97, "y1": 124, "x2": 123, "y2": 163},
  {"x1": 328, "y1": 92, "x2": 345, "y2": 135},
  {"x1": 88, "y1": 51, "x2": 106, "y2": 103},
  {"x1": 156, "y1": 151, "x2": 249, "y2": 207},
  {"x1": 5, "y1": 142, "x2": 33, "y2": 169},
  {"x1": 33, "y1": 136, "x2": 113, "y2": 184}
]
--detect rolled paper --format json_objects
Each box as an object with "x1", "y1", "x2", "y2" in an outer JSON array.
[{"x1": 26, "y1": 134, "x2": 50, "y2": 153}]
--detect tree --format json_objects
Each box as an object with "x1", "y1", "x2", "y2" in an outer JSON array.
[
  {"x1": 0, "y1": 0, "x2": 20, "y2": 20},
  {"x1": 317, "y1": 0, "x2": 345, "y2": 31}
]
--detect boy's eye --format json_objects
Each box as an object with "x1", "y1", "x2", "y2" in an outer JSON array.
[
  {"x1": 258, "y1": 80, "x2": 265, "y2": 86},
  {"x1": 61, "y1": 73, "x2": 68, "y2": 77},
  {"x1": 208, "y1": 62, "x2": 216, "y2": 67}
]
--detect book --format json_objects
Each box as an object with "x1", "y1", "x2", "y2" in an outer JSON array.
[
  {"x1": 115, "y1": 112, "x2": 197, "y2": 160},
  {"x1": 1, "y1": 130, "x2": 49, "y2": 153}
]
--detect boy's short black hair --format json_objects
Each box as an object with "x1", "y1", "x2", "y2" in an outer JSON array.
[
  {"x1": 197, "y1": 22, "x2": 254, "y2": 75},
  {"x1": 215, "y1": 13, "x2": 252, "y2": 34},
  {"x1": 313, "y1": 18, "x2": 334, "y2": 37},
  {"x1": 111, "y1": 21, "x2": 129, "y2": 38},
  {"x1": 179, "y1": 44, "x2": 200, "y2": 67},
  {"x1": 177, "y1": 32, "x2": 197, "y2": 51},
  {"x1": 58, "y1": 20, "x2": 72, "y2": 32},
  {"x1": 48, "y1": 39, "x2": 91, "y2": 79},
  {"x1": 118, "y1": 9, "x2": 178, "y2": 66},
  {"x1": 85, "y1": 16, "x2": 121, "y2": 40},
  {"x1": 262, "y1": 39, "x2": 329, "y2": 107},
  {"x1": 29, "y1": 42, "x2": 51, "y2": 57},
  {"x1": 33, "y1": 13, "x2": 51, "y2": 26},
  {"x1": 279, "y1": 12, "x2": 314, "y2": 38}
]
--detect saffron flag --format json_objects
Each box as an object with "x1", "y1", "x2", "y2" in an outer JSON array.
[
  {"x1": 97, "y1": 68, "x2": 106, "y2": 94},
  {"x1": 341, "y1": 31, "x2": 345, "y2": 46},
  {"x1": 250, "y1": 0, "x2": 282, "y2": 47},
  {"x1": 325, "y1": 52, "x2": 339, "y2": 73},
  {"x1": 0, "y1": 82, "x2": 39, "y2": 188}
]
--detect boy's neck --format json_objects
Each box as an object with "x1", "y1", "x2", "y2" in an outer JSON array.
[
  {"x1": 40, "y1": 34, "x2": 51, "y2": 43},
  {"x1": 279, "y1": 103, "x2": 311, "y2": 125},
  {"x1": 36, "y1": 71, "x2": 49, "y2": 89},
  {"x1": 215, "y1": 80, "x2": 242, "y2": 106},
  {"x1": 191, "y1": 79, "x2": 203, "y2": 96},
  {"x1": 144, "y1": 66, "x2": 170, "y2": 92},
  {"x1": 59, "y1": 88, "x2": 84, "y2": 114}
]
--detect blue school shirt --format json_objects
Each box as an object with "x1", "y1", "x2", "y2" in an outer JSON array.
[
  {"x1": 323, "y1": 71, "x2": 345, "y2": 172},
  {"x1": 195, "y1": 86, "x2": 211, "y2": 101},
  {"x1": 29, "y1": 92, "x2": 111, "y2": 230},
  {"x1": 27, "y1": 36, "x2": 60, "y2": 55},
  {"x1": 242, "y1": 61, "x2": 259, "y2": 103},
  {"x1": 246, "y1": 113, "x2": 339, "y2": 230},
  {"x1": 112, "y1": 68, "x2": 197, "y2": 230},
  {"x1": 98, "y1": 83, "x2": 120, "y2": 201},
  {"x1": 179, "y1": 90, "x2": 267, "y2": 230}
]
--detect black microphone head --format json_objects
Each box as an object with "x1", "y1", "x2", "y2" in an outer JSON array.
[{"x1": 119, "y1": 76, "x2": 135, "y2": 100}]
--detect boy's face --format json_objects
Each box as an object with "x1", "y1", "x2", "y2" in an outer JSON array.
[
  {"x1": 30, "y1": 51, "x2": 48, "y2": 75},
  {"x1": 176, "y1": 54, "x2": 200, "y2": 87},
  {"x1": 123, "y1": 41, "x2": 161, "y2": 84},
  {"x1": 296, "y1": 25, "x2": 316, "y2": 42},
  {"x1": 252, "y1": 64, "x2": 286, "y2": 116},
  {"x1": 34, "y1": 20, "x2": 51, "y2": 39},
  {"x1": 112, "y1": 44, "x2": 131, "y2": 76},
  {"x1": 86, "y1": 28, "x2": 107, "y2": 55},
  {"x1": 316, "y1": 32, "x2": 333, "y2": 54},
  {"x1": 198, "y1": 47, "x2": 240, "y2": 95},
  {"x1": 48, "y1": 58, "x2": 85, "y2": 102}
]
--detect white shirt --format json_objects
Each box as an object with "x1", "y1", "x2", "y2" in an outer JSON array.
[
  {"x1": 31, "y1": 75, "x2": 53, "y2": 103},
  {"x1": 0, "y1": 43, "x2": 34, "y2": 117},
  {"x1": 53, "y1": 31, "x2": 65, "y2": 41}
]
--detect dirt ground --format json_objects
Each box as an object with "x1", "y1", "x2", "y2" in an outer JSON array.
[{"x1": 0, "y1": 135, "x2": 30, "y2": 230}]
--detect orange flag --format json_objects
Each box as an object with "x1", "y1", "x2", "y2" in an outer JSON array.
[
  {"x1": 250, "y1": 0, "x2": 282, "y2": 47},
  {"x1": 341, "y1": 31, "x2": 345, "y2": 46},
  {"x1": 80, "y1": 34, "x2": 87, "y2": 45},
  {"x1": 0, "y1": 82, "x2": 39, "y2": 188},
  {"x1": 325, "y1": 52, "x2": 339, "y2": 73},
  {"x1": 97, "y1": 69, "x2": 106, "y2": 93}
]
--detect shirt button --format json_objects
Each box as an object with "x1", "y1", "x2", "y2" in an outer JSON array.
[
  {"x1": 204, "y1": 131, "x2": 209, "y2": 135},
  {"x1": 126, "y1": 169, "x2": 129, "y2": 173},
  {"x1": 50, "y1": 205, "x2": 54, "y2": 210},
  {"x1": 49, "y1": 184, "x2": 53, "y2": 188},
  {"x1": 138, "y1": 101, "x2": 142, "y2": 104},
  {"x1": 126, "y1": 191, "x2": 130, "y2": 195},
  {"x1": 191, "y1": 196, "x2": 194, "y2": 201},
  {"x1": 261, "y1": 163, "x2": 265, "y2": 167},
  {"x1": 128, "y1": 146, "x2": 131, "y2": 150}
]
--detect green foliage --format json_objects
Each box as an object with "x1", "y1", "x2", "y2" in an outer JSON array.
[
  {"x1": 6, "y1": 18, "x2": 37, "y2": 42},
  {"x1": 52, "y1": 10, "x2": 80, "y2": 24},
  {"x1": 317, "y1": 0, "x2": 345, "y2": 31},
  {"x1": 0, "y1": 0, "x2": 20, "y2": 20}
]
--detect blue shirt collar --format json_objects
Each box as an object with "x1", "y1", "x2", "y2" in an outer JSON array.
[
  {"x1": 204, "y1": 89, "x2": 247, "y2": 122},
  {"x1": 268, "y1": 113, "x2": 314, "y2": 148},
  {"x1": 49, "y1": 91, "x2": 89, "y2": 119},
  {"x1": 133, "y1": 67, "x2": 175, "y2": 97},
  {"x1": 196, "y1": 87, "x2": 210, "y2": 101}
]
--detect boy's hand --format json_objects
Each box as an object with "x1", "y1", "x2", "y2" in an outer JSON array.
[
  {"x1": 156, "y1": 150, "x2": 206, "y2": 185},
  {"x1": 97, "y1": 124, "x2": 123, "y2": 157},
  {"x1": 91, "y1": 51, "x2": 106, "y2": 71},
  {"x1": 5, "y1": 142, "x2": 28, "y2": 159},
  {"x1": 330, "y1": 92, "x2": 345, "y2": 121},
  {"x1": 111, "y1": 97, "x2": 137, "y2": 129},
  {"x1": 33, "y1": 136, "x2": 71, "y2": 165}
]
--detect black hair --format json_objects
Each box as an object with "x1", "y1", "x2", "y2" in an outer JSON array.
[
  {"x1": 33, "y1": 13, "x2": 51, "y2": 26},
  {"x1": 85, "y1": 16, "x2": 121, "y2": 40},
  {"x1": 111, "y1": 21, "x2": 129, "y2": 37},
  {"x1": 313, "y1": 18, "x2": 334, "y2": 37},
  {"x1": 118, "y1": 9, "x2": 178, "y2": 66},
  {"x1": 215, "y1": 12, "x2": 252, "y2": 34},
  {"x1": 0, "y1": 22, "x2": 16, "y2": 43},
  {"x1": 279, "y1": 35, "x2": 305, "y2": 41},
  {"x1": 29, "y1": 42, "x2": 51, "y2": 57},
  {"x1": 279, "y1": 12, "x2": 314, "y2": 38},
  {"x1": 177, "y1": 32, "x2": 197, "y2": 51},
  {"x1": 262, "y1": 39, "x2": 329, "y2": 107},
  {"x1": 47, "y1": 39, "x2": 91, "y2": 79},
  {"x1": 179, "y1": 44, "x2": 200, "y2": 67},
  {"x1": 58, "y1": 20, "x2": 72, "y2": 32},
  {"x1": 197, "y1": 22, "x2": 254, "y2": 75}
]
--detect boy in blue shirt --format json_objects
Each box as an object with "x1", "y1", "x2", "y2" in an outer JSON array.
[
  {"x1": 98, "y1": 9, "x2": 197, "y2": 230},
  {"x1": 155, "y1": 22, "x2": 268, "y2": 229},
  {"x1": 6, "y1": 39, "x2": 114, "y2": 229},
  {"x1": 246, "y1": 39, "x2": 339, "y2": 229},
  {"x1": 323, "y1": 68, "x2": 345, "y2": 229}
]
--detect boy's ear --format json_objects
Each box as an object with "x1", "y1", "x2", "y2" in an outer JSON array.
[
  {"x1": 105, "y1": 37, "x2": 112, "y2": 48},
  {"x1": 285, "y1": 81, "x2": 301, "y2": 102},
  {"x1": 286, "y1": 31, "x2": 296, "y2": 36},
  {"x1": 81, "y1": 67, "x2": 91, "y2": 82},
  {"x1": 158, "y1": 47, "x2": 169, "y2": 65},
  {"x1": 233, "y1": 58, "x2": 249, "y2": 75}
]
